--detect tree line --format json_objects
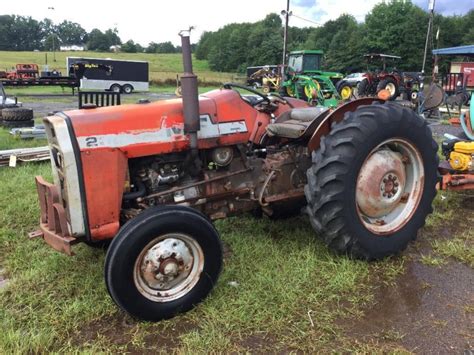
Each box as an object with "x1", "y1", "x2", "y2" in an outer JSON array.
[
  {"x1": 195, "y1": 0, "x2": 474, "y2": 73},
  {"x1": 0, "y1": 15, "x2": 181, "y2": 53}
]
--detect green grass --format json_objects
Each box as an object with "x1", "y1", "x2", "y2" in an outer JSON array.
[
  {"x1": 0, "y1": 123, "x2": 405, "y2": 352},
  {"x1": 0, "y1": 125, "x2": 471, "y2": 352},
  {"x1": 0, "y1": 51, "x2": 236, "y2": 85},
  {"x1": 432, "y1": 231, "x2": 474, "y2": 267},
  {"x1": 0, "y1": 125, "x2": 47, "y2": 150}
]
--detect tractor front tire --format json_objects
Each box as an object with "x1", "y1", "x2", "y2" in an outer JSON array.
[
  {"x1": 305, "y1": 102, "x2": 438, "y2": 260},
  {"x1": 2, "y1": 108, "x2": 33, "y2": 121},
  {"x1": 105, "y1": 205, "x2": 222, "y2": 321},
  {"x1": 377, "y1": 78, "x2": 399, "y2": 100},
  {"x1": 336, "y1": 80, "x2": 353, "y2": 100}
]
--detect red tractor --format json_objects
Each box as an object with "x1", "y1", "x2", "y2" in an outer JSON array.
[
  {"x1": 6, "y1": 64, "x2": 39, "y2": 80},
  {"x1": 31, "y1": 31, "x2": 439, "y2": 321},
  {"x1": 357, "y1": 54, "x2": 404, "y2": 100}
]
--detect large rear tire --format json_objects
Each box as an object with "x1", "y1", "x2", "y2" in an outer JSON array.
[
  {"x1": 305, "y1": 102, "x2": 438, "y2": 260},
  {"x1": 105, "y1": 205, "x2": 223, "y2": 321}
]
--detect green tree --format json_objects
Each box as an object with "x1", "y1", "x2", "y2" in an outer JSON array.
[
  {"x1": 364, "y1": 0, "x2": 428, "y2": 71},
  {"x1": 56, "y1": 20, "x2": 87, "y2": 45},
  {"x1": 43, "y1": 34, "x2": 61, "y2": 51},
  {"x1": 121, "y1": 39, "x2": 138, "y2": 53},
  {"x1": 0, "y1": 15, "x2": 15, "y2": 50},
  {"x1": 87, "y1": 28, "x2": 121, "y2": 51}
]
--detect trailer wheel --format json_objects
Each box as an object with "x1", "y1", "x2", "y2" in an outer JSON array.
[
  {"x1": 2, "y1": 108, "x2": 33, "y2": 121},
  {"x1": 304, "y1": 102, "x2": 438, "y2": 260},
  {"x1": 110, "y1": 84, "x2": 121, "y2": 93},
  {"x1": 105, "y1": 205, "x2": 223, "y2": 321},
  {"x1": 122, "y1": 84, "x2": 133, "y2": 94}
]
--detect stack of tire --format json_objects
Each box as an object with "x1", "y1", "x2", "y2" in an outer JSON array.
[{"x1": 0, "y1": 108, "x2": 34, "y2": 128}]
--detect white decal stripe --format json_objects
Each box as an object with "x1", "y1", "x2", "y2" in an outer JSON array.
[{"x1": 77, "y1": 114, "x2": 248, "y2": 149}]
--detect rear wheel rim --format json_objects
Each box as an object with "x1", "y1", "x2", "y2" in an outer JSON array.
[
  {"x1": 133, "y1": 233, "x2": 204, "y2": 302},
  {"x1": 385, "y1": 82, "x2": 396, "y2": 96},
  {"x1": 355, "y1": 138, "x2": 424, "y2": 235}
]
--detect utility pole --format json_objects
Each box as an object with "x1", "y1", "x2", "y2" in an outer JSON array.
[
  {"x1": 48, "y1": 7, "x2": 56, "y2": 62},
  {"x1": 281, "y1": 0, "x2": 291, "y2": 77},
  {"x1": 421, "y1": 0, "x2": 435, "y2": 75}
]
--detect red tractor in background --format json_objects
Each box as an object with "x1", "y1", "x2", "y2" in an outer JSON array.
[
  {"x1": 31, "y1": 31, "x2": 439, "y2": 321},
  {"x1": 5, "y1": 64, "x2": 40, "y2": 80},
  {"x1": 357, "y1": 54, "x2": 407, "y2": 100}
]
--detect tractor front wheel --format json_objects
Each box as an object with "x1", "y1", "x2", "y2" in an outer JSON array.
[
  {"x1": 105, "y1": 205, "x2": 223, "y2": 321},
  {"x1": 304, "y1": 102, "x2": 438, "y2": 260},
  {"x1": 377, "y1": 78, "x2": 399, "y2": 100},
  {"x1": 336, "y1": 80, "x2": 353, "y2": 100}
]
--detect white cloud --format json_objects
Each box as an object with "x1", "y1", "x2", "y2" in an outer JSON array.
[{"x1": 290, "y1": 0, "x2": 384, "y2": 25}]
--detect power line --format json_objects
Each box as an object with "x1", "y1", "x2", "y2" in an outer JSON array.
[{"x1": 290, "y1": 13, "x2": 322, "y2": 26}]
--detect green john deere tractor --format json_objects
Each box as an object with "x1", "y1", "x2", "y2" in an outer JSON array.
[{"x1": 279, "y1": 50, "x2": 352, "y2": 107}]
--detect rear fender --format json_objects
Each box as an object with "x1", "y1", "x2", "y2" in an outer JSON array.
[{"x1": 307, "y1": 97, "x2": 384, "y2": 152}]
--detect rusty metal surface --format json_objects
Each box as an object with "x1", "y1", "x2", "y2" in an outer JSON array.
[
  {"x1": 356, "y1": 150, "x2": 406, "y2": 218},
  {"x1": 308, "y1": 97, "x2": 383, "y2": 152},
  {"x1": 33, "y1": 176, "x2": 78, "y2": 255},
  {"x1": 441, "y1": 173, "x2": 474, "y2": 191},
  {"x1": 355, "y1": 139, "x2": 424, "y2": 235}
]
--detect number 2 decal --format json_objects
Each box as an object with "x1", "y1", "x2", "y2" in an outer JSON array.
[{"x1": 85, "y1": 137, "x2": 98, "y2": 147}]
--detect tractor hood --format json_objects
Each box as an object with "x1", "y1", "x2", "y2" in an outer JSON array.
[{"x1": 55, "y1": 88, "x2": 257, "y2": 158}]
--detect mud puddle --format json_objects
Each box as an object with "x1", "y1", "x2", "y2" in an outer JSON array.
[{"x1": 344, "y1": 255, "x2": 473, "y2": 353}]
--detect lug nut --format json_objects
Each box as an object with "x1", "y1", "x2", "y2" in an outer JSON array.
[
  {"x1": 393, "y1": 188, "x2": 398, "y2": 193},
  {"x1": 388, "y1": 193, "x2": 392, "y2": 198},
  {"x1": 393, "y1": 176, "x2": 397, "y2": 181},
  {"x1": 394, "y1": 182, "x2": 399, "y2": 187},
  {"x1": 383, "y1": 178, "x2": 388, "y2": 183},
  {"x1": 388, "y1": 174, "x2": 392, "y2": 179}
]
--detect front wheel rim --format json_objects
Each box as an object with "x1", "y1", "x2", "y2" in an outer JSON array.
[
  {"x1": 355, "y1": 138, "x2": 424, "y2": 235},
  {"x1": 341, "y1": 86, "x2": 352, "y2": 100},
  {"x1": 133, "y1": 233, "x2": 204, "y2": 302}
]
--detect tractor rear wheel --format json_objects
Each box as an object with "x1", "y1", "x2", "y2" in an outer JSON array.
[
  {"x1": 304, "y1": 102, "x2": 438, "y2": 260},
  {"x1": 105, "y1": 205, "x2": 222, "y2": 321},
  {"x1": 377, "y1": 78, "x2": 399, "y2": 100},
  {"x1": 357, "y1": 79, "x2": 369, "y2": 97}
]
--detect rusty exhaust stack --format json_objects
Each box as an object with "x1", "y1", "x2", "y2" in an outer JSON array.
[{"x1": 179, "y1": 28, "x2": 200, "y2": 151}]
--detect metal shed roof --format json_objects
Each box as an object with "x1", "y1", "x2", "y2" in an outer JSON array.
[{"x1": 432, "y1": 45, "x2": 474, "y2": 56}]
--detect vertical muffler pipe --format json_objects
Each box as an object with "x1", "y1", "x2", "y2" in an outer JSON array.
[{"x1": 179, "y1": 29, "x2": 200, "y2": 151}]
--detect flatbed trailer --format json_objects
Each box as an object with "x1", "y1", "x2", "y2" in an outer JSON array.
[{"x1": 0, "y1": 77, "x2": 79, "y2": 88}]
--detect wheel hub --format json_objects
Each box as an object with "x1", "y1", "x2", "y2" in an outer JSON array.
[
  {"x1": 355, "y1": 139, "x2": 424, "y2": 235},
  {"x1": 357, "y1": 149, "x2": 406, "y2": 218},
  {"x1": 139, "y1": 237, "x2": 194, "y2": 291}
]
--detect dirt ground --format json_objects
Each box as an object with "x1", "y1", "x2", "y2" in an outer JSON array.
[{"x1": 12, "y1": 94, "x2": 474, "y2": 352}]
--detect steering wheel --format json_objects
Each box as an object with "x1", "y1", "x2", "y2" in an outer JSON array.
[{"x1": 222, "y1": 82, "x2": 270, "y2": 105}]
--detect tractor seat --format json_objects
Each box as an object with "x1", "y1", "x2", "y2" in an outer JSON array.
[{"x1": 266, "y1": 107, "x2": 330, "y2": 139}]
